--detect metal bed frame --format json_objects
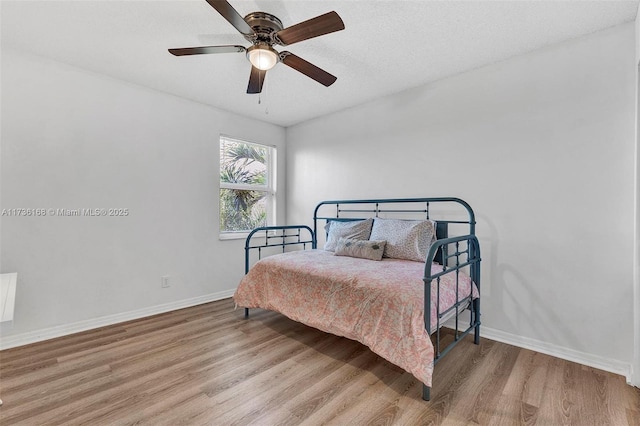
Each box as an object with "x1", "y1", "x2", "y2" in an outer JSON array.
[{"x1": 242, "y1": 197, "x2": 481, "y2": 401}]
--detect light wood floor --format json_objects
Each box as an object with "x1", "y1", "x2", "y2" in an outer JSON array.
[{"x1": 1, "y1": 298, "x2": 638, "y2": 425}]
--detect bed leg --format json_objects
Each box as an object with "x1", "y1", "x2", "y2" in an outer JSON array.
[
  {"x1": 422, "y1": 384, "x2": 431, "y2": 401},
  {"x1": 244, "y1": 308, "x2": 249, "y2": 319},
  {"x1": 473, "y1": 298, "x2": 480, "y2": 345}
]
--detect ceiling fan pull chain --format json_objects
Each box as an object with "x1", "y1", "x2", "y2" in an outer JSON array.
[{"x1": 263, "y1": 78, "x2": 269, "y2": 115}]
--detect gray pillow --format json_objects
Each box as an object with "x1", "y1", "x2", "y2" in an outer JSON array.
[
  {"x1": 334, "y1": 238, "x2": 387, "y2": 261},
  {"x1": 369, "y1": 218, "x2": 436, "y2": 262},
  {"x1": 323, "y1": 218, "x2": 373, "y2": 252}
]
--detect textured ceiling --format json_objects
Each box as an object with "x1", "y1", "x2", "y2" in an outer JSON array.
[{"x1": 2, "y1": 0, "x2": 638, "y2": 127}]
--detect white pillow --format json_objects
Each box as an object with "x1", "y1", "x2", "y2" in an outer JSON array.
[
  {"x1": 369, "y1": 218, "x2": 436, "y2": 262},
  {"x1": 323, "y1": 218, "x2": 373, "y2": 252}
]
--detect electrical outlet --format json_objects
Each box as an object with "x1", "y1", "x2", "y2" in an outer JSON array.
[{"x1": 161, "y1": 276, "x2": 170, "y2": 288}]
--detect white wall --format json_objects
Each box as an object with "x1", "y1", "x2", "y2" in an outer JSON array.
[
  {"x1": 0, "y1": 48, "x2": 286, "y2": 347},
  {"x1": 287, "y1": 23, "x2": 637, "y2": 377}
]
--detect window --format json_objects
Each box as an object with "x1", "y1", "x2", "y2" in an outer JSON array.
[{"x1": 219, "y1": 136, "x2": 275, "y2": 238}]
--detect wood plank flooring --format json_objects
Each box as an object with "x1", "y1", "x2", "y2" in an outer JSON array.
[{"x1": 1, "y1": 298, "x2": 638, "y2": 425}]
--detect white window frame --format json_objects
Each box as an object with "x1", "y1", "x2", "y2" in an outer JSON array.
[{"x1": 219, "y1": 135, "x2": 276, "y2": 240}]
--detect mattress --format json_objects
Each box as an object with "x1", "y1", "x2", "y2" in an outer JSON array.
[{"x1": 234, "y1": 249, "x2": 478, "y2": 387}]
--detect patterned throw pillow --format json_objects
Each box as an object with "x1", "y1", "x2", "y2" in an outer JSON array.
[
  {"x1": 323, "y1": 218, "x2": 373, "y2": 252},
  {"x1": 369, "y1": 218, "x2": 436, "y2": 262},
  {"x1": 334, "y1": 238, "x2": 387, "y2": 261}
]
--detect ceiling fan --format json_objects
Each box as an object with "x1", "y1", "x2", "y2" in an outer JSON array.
[{"x1": 169, "y1": 0, "x2": 345, "y2": 94}]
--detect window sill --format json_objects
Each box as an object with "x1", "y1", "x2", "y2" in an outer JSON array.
[{"x1": 219, "y1": 232, "x2": 250, "y2": 241}]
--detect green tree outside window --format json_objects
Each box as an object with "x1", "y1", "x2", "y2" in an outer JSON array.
[{"x1": 220, "y1": 137, "x2": 274, "y2": 233}]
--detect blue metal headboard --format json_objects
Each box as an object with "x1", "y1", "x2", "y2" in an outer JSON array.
[{"x1": 313, "y1": 197, "x2": 476, "y2": 265}]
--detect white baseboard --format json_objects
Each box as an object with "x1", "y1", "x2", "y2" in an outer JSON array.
[
  {"x1": 480, "y1": 326, "x2": 634, "y2": 385},
  {"x1": 0, "y1": 289, "x2": 236, "y2": 350}
]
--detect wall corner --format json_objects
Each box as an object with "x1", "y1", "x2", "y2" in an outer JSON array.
[{"x1": 633, "y1": 6, "x2": 640, "y2": 388}]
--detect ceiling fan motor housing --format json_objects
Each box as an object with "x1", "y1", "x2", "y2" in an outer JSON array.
[{"x1": 243, "y1": 12, "x2": 284, "y2": 45}]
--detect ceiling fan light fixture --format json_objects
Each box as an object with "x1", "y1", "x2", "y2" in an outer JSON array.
[{"x1": 247, "y1": 44, "x2": 278, "y2": 71}]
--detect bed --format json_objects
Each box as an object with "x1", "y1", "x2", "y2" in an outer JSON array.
[{"x1": 233, "y1": 198, "x2": 481, "y2": 401}]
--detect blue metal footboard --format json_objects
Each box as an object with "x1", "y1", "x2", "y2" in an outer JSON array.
[
  {"x1": 242, "y1": 198, "x2": 481, "y2": 402},
  {"x1": 423, "y1": 234, "x2": 481, "y2": 401}
]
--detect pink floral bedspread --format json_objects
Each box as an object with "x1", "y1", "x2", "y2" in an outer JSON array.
[{"x1": 233, "y1": 249, "x2": 478, "y2": 387}]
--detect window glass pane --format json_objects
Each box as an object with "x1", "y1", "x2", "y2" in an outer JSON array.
[
  {"x1": 219, "y1": 136, "x2": 273, "y2": 235},
  {"x1": 220, "y1": 139, "x2": 267, "y2": 186},
  {"x1": 220, "y1": 188, "x2": 268, "y2": 232}
]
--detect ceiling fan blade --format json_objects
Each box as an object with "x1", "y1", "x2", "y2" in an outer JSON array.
[
  {"x1": 169, "y1": 45, "x2": 246, "y2": 56},
  {"x1": 247, "y1": 66, "x2": 267, "y2": 94},
  {"x1": 280, "y1": 52, "x2": 337, "y2": 87},
  {"x1": 205, "y1": 0, "x2": 254, "y2": 36},
  {"x1": 275, "y1": 11, "x2": 344, "y2": 46}
]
